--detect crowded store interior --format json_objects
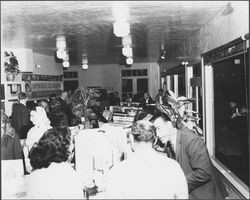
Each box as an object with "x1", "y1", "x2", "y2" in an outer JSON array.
[{"x1": 1, "y1": 1, "x2": 249, "y2": 199}]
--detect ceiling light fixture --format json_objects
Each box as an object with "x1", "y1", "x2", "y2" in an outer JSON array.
[
  {"x1": 122, "y1": 35, "x2": 132, "y2": 46},
  {"x1": 122, "y1": 46, "x2": 133, "y2": 57},
  {"x1": 126, "y1": 57, "x2": 133, "y2": 65},
  {"x1": 63, "y1": 60, "x2": 70, "y2": 68},
  {"x1": 160, "y1": 49, "x2": 166, "y2": 59},
  {"x1": 159, "y1": 36, "x2": 167, "y2": 60},
  {"x1": 221, "y1": 2, "x2": 234, "y2": 16},
  {"x1": 113, "y1": 21, "x2": 130, "y2": 37},
  {"x1": 182, "y1": 61, "x2": 189, "y2": 66},
  {"x1": 112, "y1": 2, "x2": 129, "y2": 22},
  {"x1": 56, "y1": 35, "x2": 66, "y2": 50},
  {"x1": 82, "y1": 53, "x2": 88, "y2": 69},
  {"x1": 112, "y1": 2, "x2": 130, "y2": 37},
  {"x1": 82, "y1": 63, "x2": 88, "y2": 70},
  {"x1": 56, "y1": 49, "x2": 67, "y2": 59}
]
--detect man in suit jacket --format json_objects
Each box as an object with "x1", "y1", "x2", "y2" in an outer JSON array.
[
  {"x1": 150, "y1": 112, "x2": 228, "y2": 199},
  {"x1": 11, "y1": 92, "x2": 32, "y2": 139},
  {"x1": 142, "y1": 92, "x2": 154, "y2": 105},
  {"x1": 57, "y1": 90, "x2": 72, "y2": 125}
]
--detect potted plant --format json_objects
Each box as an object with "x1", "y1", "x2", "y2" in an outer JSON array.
[
  {"x1": 71, "y1": 86, "x2": 100, "y2": 128},
  {"x1": 4, "y1": 51, "x2": 20, "y2": 81}
]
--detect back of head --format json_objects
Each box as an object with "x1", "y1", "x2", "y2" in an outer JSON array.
[
  {"x1": 38, "y1": 100, "x2": 49, "y2": 113},
  {"x1": 159, "y1": 89, "x2": 163, "y2": 93},
  {"x1": 49, "y1": 93, "x2": 57, "y2": 102},
  {"x1": 61, "y1": 90, "x2": 68, "y2": 99},
  {"x1": 18, "y1": 92, "x2": 27, "y2": 101},
  {"x1": 150, "y1": 112, "x2": 171, "y2": 123},
  {"x1": 28, "y1": 127, "x2": 71, "y2": 170},
  {"x1": 50, "y1": 98, "x2": 62, "y2": 113},
  {"x1": 134, "y1": 108, "x2": 154, "y2": 123},
  {"x1": 51, "y1": 112, "x2": 68, "y2": 127},
  {"x1": 131, "y1": 120, "x2": 156, "y2": 143},
  {"x1": 31, "y1": 106, "x2": 51, "y2": 126}
]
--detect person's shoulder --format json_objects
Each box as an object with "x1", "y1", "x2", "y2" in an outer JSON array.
[
  {"x1": 178, "y1": 129, "x2": 204, "y2": 145},
  {"x1": 159, "y1": 154, "x2": 179, "y2": 166},
  {"x1": 178, "y1": 129, "x2": 199, "y2": 139},
  {"x1": 12, "y1": 103, "x2": 21, "y2": 108}
]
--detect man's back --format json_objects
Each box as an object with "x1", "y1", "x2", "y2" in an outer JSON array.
[
  {"x1": 11, "y1": 103, "x2": 32, "y2": 139},
  {"x1": 105, "y1": 150, "x2": 188, "y2": 199}
]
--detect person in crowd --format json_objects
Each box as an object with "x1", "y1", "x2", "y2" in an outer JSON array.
[
  {"x1": 155, "y1": 88, "x2": 164, "y2": 104},
  {"x1": 26, "y1": 100, "x2": 38, "y2": 111},
  {"x1": 150, "y1": 112, "x2": 228, "y2": 199},
  {"x1": 11, "y1": 92, "x2": 33, "y2": 139},
  {"x1": 66, "y1": 89, "x2": 73, "y2": 105},
  {"x1": 1, "y1": 110, "x2": 23, "y2": 160},
  {"x1": 49, "y1": 93, "x2": 57, "y2": 103},
  {"x1": 57, "y1": 90, "x2": 72, "y2": 125},
  {"x1": 38, "y1": 99, "x2": 54, "y2": 122},
  {"x1": 91, "y1": 104, "x2": 108, "y2": 123},
  {"x1": 50, "y1": 112, "x2": 69, "y2": 127},
  {"x1": 104, "y1": 120, "x2": 188, "y2": 199},
  {"x1": 132, "y1": 92, "x2": 143, "y2": 102},
  {"x1": 48, "y1": 98, "x2": 69, "y2": 127},
  {"x1": 108, "y1": 92, "x2": 116, "y2": 106},
  {"x1": 38, "y1": 99, "x2": 50, "y2": 113},
  {"x1": 133, "y1": 107, "x2": 155, "y2": 123},
  {"x1": 113, "y1": 91, "x2": 121, "y2": 106},
  {"x1": 142, "y1": 92, "x2": 154, "y2": 105},
  {"x1": 100, "y1": 89, "x2": 110, "y2": 112},
  {"x1": 25, "y1": 106, "x2": 52, "y2": 152},
  {"x1": 26, "y1": 127, "x2": 84, "y2": 199},
  {"x1": 124, "y1": 93, "x2": 132, "y2": 103}
]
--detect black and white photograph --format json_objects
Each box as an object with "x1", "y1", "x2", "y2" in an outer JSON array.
[{"x1": 1, "y1": 1, "x2": 249, "y2": 199}]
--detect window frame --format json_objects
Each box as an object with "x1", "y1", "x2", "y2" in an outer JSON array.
[{"x1": 202, "y1": 56, "x2": 249, "y2": 198}]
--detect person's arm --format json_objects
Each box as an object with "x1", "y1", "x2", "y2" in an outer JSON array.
[{"x1": 185, "y1": 136, "x2": 212, "y2": 192}]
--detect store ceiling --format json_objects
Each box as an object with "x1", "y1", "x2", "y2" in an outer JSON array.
[{"x1": 1, "y1": 1, "x2": 229, "y2": 65}]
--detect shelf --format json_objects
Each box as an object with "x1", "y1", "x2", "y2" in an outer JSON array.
[{"x1": 2, "y1": 81, "x2": 23, "y2": 85}]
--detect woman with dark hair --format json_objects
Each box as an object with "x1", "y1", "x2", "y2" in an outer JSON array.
[
  {"x1": 26, "y1": 127, "x2": 84, "y2": 199},
  {"x1": 1, "y1": 110, "x2": 23, "y2": 160}
]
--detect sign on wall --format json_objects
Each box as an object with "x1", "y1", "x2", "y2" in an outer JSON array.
[
  {"x1": 22, "y1": 73, "x2": 63, "y2": 99},
  {"x1": 31, "y1": 81, "x2": 62, "y2": 92}
]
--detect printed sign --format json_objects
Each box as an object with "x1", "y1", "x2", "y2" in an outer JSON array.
[{"x1": 31, "y1": 81, "x2": 62, "y2": 92}]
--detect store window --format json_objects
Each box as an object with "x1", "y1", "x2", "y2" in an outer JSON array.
[
  {"x1": 178, "y1": 75, "x2": 185, "y2": 97},
  {"x1": 213, "y1": 51, "x2": 249, "y2": 186}
]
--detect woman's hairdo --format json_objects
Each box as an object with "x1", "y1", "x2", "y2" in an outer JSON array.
[
  {"x1": 28, "y1": 127, "x2": 71, "y2": 170},
  {"x1": 131, "y1": 120, "x2": 156, "y2": 142}
]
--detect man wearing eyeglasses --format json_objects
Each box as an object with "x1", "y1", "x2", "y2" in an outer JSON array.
[{"x1": 150, "y1": 112, "x2": 228, "y2": 200}]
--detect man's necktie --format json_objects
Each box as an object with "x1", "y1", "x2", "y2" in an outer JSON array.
[{"x1": 164, "y1": 140, "x2": 176, "y2": 160}]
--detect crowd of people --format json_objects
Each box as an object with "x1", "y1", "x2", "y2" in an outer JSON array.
[{"x1": 1, "y1": 88, "x2": 228, "y2": 199}]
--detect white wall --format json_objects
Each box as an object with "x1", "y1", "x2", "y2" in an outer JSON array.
[
  {"x1": 198, "y1": 1, "x2": 249, "y2": 53},
  {"x1": 1, "y1": 48, "x2": 63, "y2": 81},
  {"x1": 65, "y1": 62, "x2": 160, "y2": 99},
  {"x1": 1, "y1": 48, "x2": 63, "y2": 116},
  {"x1": 33, "y1": 52, "x2": 63, "y2": 75}
]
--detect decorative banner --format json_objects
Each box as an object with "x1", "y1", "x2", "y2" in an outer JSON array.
[
  {"x1": 31, "y1": 81, "x2": 62, "y2": 92},
  {"x1": 22, "y1": 74, "x2": 63, "y2": 82}
]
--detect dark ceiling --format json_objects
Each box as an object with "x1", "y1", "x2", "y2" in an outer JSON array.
[{"x1": 1, "y1": 1, "x2": 229, "y2": 65}]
